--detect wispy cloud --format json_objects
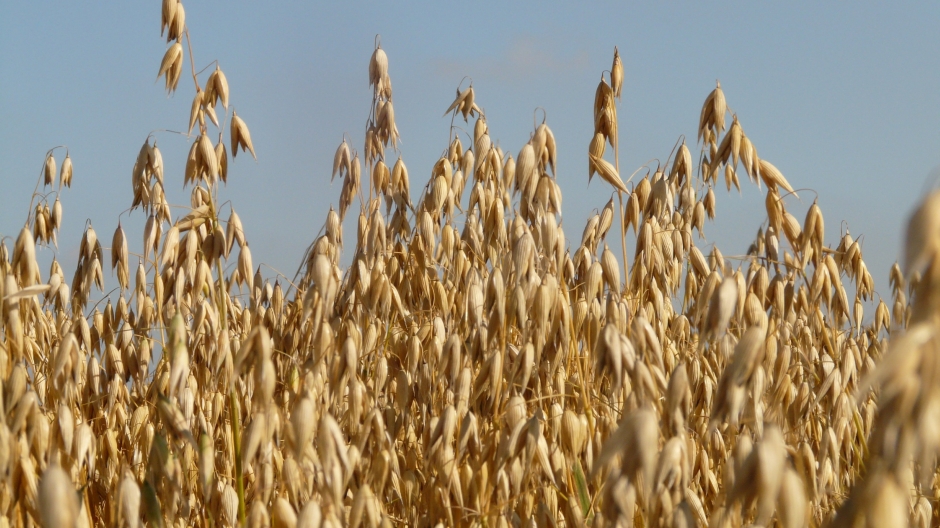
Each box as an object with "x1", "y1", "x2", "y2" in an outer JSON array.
[{"x1": 430, "y1": 34, "x2": 590, "y2": 84}]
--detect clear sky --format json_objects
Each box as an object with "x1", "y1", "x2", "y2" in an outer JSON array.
[{"x1": 2, "y1": 2, "x2": 939, "y2": 298}]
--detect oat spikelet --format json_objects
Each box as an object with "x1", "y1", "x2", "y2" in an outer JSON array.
[
  {"x1": 60, "y1": 153, "x2": 73, "y2": 188},
  {"x1": 161, "y1": 0, "x2": 178, "y2": 37},
  {"x1": 757, "y1": 158, "x2": 796, "y2": 196},
  {"x1": 112, "y1": 222, "x2": 129, "y2": 290},
  {"x1": 207, "y1": 64, "x2": 230, "y2": 109},
  {"x1": 38, "y1": 464, "x2": 78, "y2": 528},
  {"x1": 157, "y1": 42, "x2": 184, "y2": 93},
  {"x1": 231, "y1": 110, "x2": 256, "y2": 159},
  {"x1": 611, "y1": 46, "x2": 624, "y2": 100},
  {"x1": 905, "y1": 189, "x2": 940, "y2": 276},
  {"x1": 589, "y1": 154, "x2": 628, "y2": 193},
  {"x1": 44, "y1": 153, "x2": 56, "y2": 187},
  {"x1": 698, "y1": 80, "x2": 727, "y2": 142},
  {"x1": 369, "y1": 39, "x2": 392, "y2": 100}
]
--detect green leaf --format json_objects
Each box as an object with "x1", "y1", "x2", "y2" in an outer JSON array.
[
  {"x1": 572, "y1": 459, "x2": 591, "y2": 519},
  {"x1": 149, "y1": 432, "x2": 170, "y2": 476},
  {"x1": 142, "y1": 480, "x2": 165, "y2": 528}
]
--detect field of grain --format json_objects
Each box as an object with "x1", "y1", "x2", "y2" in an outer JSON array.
[{"x1": 2, "y1": 2, "x2": 939, "y2": 527}]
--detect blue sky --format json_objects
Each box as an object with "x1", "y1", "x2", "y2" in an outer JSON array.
[{"x1": 2, "y1": 2, "x2": 939, "y2": 297}]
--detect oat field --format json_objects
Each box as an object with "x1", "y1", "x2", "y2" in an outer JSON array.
[{"x1": 2, "y1": 2, "x2": 939, "y2": 527}]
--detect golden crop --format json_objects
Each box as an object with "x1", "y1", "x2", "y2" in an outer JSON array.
[{"x1": 1, "y1": 2, "x2": 937, "y2": 527}]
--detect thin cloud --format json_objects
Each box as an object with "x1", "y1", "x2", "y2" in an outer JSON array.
[{"x1": 431, "y1": 34, "x2": 589, "y2": 84}]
